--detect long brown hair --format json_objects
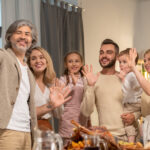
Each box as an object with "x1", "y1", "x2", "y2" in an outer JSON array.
[{"x1": 27, "y1": 46, "x2": 56, "y2": 86}]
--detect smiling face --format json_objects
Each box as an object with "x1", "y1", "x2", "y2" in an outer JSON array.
[
  {"x1": 118, "y1": 54, "x2": 130, "y2": 73},
  {"x1": 99, "y1": 44, "x2": 116, "y2": 68},
  {"x1": 29, "y1": 49, "x2": 47, "y2": 75},
  {"x1": 10, "y1": 26, "x2": 32, "y2": 53},
  {"x1": 144, "y1": 52, "x2": 150, "y2": 73},
  {"x1": 65, "y1": 53, "x2": 83, "y2": 75}
]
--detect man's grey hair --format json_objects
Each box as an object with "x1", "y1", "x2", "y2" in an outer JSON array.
[{"x1": 5, "y1": 19, "x2": 38, "y2": 49}]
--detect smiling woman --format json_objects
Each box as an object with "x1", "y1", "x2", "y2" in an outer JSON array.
[{"x1": 27, "y1": 46, "x2": 72, "y2": 131}]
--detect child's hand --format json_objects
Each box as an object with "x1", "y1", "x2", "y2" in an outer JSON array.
[
  {"x1": 121, "y1": 113, "x2": 135, "y2": 126},
  {"x1": 116, "y1": 70, "x2": 127, "y2": 82},
  {"x1": 82, "y1": 64, "x2": 100, "y2": 86},
  {"x1": 70, "y1": 72, "x2": 79, "y2": 85}
]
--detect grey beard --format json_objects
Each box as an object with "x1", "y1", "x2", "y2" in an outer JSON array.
[{"x1": 11, "y1": 43, "x2": 30, "y2": 53}]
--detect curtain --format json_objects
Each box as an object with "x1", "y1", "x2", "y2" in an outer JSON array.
[
  {"x1": 40, "y1": 0, "x2": 85, "y2": 77},
  {"x1": 1, "y1": 0, "x2": 41, "y2": 47}
]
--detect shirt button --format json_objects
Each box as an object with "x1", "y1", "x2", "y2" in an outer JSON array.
[{"x1": 11, "y1": 101, "x2": 15, "y2": 105}]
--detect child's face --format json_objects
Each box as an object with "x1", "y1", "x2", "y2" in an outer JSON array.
[
  {"x1": 144, "y1": 52, "x2": 150, "y2": 73},
  {"x1": 65, "y1": 53, "x2": 83, "y2": 75},
  {"x1": 118, "y1": 54, "x2": 131, "y2": 73}
]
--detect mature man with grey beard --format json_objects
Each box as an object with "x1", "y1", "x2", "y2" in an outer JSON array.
[
  {"x1": 0, "y1": 19, "x2": 38, "y2": 150},
  {"x1": 81, "y1": 39, "x2": 141, "y2": 141}
]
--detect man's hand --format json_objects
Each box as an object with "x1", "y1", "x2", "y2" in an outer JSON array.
[
  {"x1": 121, "y1": 112, "x2": 135, "y2": 126},
  {"x1": 82, "y1": 64, "x2": 100, "y2": 86}
]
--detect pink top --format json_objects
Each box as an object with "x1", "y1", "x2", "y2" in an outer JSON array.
[{"x1": 58, "y1": 75, "x2": 88, "y2": 138}]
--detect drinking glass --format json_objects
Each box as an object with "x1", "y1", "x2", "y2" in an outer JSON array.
[
  {"x1": 83, "y1": 134, "x2": 108, "y2": 150},
  {"x1": 33, "y1": 128, "x2": 63, "y2": 150}
]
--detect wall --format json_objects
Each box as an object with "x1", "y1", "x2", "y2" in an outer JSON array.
[
  {"x1": 79, "y1": 0, "x2": 138, "y2": 73},
  {"x1": 134, "y1": 0, "x2": 150, "y2": 57}
]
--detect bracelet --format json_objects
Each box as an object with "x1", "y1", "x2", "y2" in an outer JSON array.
[
  {"x1": 47, "y1": 104, "x2": 52, "y2": 109},
  {"x1": 47, "y1": 102, "x2": 54, "y2": 109}
]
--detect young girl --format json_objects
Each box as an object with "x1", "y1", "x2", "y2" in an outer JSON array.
[
  {"x1": 58, "y1": 51, "x2": 89, "y2": 144},
  {"x1": 117, "y1": 48, "x2": 142, "y2": 143}
]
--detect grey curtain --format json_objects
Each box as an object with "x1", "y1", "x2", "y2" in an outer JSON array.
[
  {"x1": 1, "y1": 0, "x2": 41, "y2": 47},
  {"x1": 40, "y1": 0, "x2": 84, "y2": 77}
]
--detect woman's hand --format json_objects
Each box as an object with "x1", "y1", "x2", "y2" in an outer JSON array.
[
  {"x1": 49, "y1": 83, "x2": 72, "y2": 109},
  {"x1": 82, "y1": 64, "x2": 100, "y2": 86},
  {"x1": 129, "y1": 48, "x2": 137, "y2": 70}
]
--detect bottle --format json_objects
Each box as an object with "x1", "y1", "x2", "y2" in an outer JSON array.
[{"x1": 32, "y1": 128, "x2": 43, "y2": 150}]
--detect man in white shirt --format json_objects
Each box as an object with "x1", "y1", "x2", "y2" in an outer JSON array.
[{"x1": 0, "y1": 19, "x2": 38, "y2": 150}]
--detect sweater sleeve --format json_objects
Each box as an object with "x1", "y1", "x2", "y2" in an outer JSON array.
[{"x1": 80, "y1": 84, "x2": 95, "y2": 117}]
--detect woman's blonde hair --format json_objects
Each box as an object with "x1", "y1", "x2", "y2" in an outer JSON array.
[
  {"x1": 27, "y1": 46, "x2": 56, "y2": 85},
  {"x1": 144, "y1": 49, "x2": 150, "y2": 57}
]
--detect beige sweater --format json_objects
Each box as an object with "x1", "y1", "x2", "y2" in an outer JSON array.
[{"x1": 81, "y1": 74, "x2": 126, "y2": 136}]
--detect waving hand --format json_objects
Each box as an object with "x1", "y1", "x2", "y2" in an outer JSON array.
[{"x1": 82, "y1": 65, "x2": 100, "y2": 86}]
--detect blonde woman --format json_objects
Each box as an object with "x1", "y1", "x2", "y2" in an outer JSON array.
[{"x1": 27, "y1": 46, "x2": 71, "y2": 130}]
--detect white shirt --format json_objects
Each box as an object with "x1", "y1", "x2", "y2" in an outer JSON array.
[
  {"x1": 34, "y1": 83, "x2": 63, "y2": 119},
  {"x1": 122, "y1": 72, "x2": 143, "y2": 104},
  {"x1": 34, "y1": 83, "x2": 51, "y2": 119},
  {"x1": 7, "y1": 59, "x2": 31, "y2": 132}
]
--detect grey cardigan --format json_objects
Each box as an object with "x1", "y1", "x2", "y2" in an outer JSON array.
[{"x1": 0, "y1": 48, "x2": 37, "y2": 139}]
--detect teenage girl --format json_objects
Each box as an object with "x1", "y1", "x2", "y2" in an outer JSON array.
[{"x1": 58, "y1": 51, "x2": 89, "y2": 144}]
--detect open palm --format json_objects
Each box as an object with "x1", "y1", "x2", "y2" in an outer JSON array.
[
  {"x1": 82, "y1": 64, "x2": 100, "y2": 86},
  {"x1": 49, "y1": 86, "x2": 71, "y2": 108},
  {"x1": 129, "y1": 48, "x2": 137, "y2": 69}
]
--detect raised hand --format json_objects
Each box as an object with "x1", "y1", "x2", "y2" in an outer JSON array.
[
  {"x1": 116, "y1": 70, "x2": 126, "y2": 82},
  {"x1": 82, "y1": 64, "x2": 100, "y2": 86},
  {"x1": 49, "y1": 85, "x2": 72, "y2": 109},
  {"x1": 49, "y1": 78, "x2": 71, "y2": 108},
  {"x1": 70, "y1": 72, "x2": 79, "y2": 85},
  {"x1": 129, "y1": 48, "x2": 137, "y2": 70}
]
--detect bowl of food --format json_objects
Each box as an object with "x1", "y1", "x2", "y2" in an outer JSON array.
[{"x1": 118, "y1": 141, "x2": 150, "y2": 150}]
